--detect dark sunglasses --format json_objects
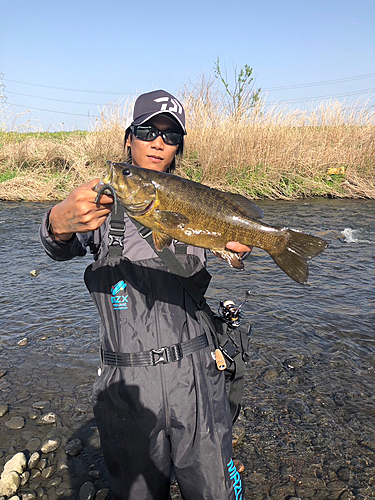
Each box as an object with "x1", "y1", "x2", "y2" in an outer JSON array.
[{"x1": 130, "y1": 125, "x2": 182, "y2": 146}]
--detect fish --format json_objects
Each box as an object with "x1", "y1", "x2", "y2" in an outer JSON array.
[{"x1": 96, "y1": 161, "x2": 328, "y2": 284}]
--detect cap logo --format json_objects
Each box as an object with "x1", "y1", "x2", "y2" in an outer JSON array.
[{"x1": 154, "y1": 97, "x2": 183, "y2": 115}]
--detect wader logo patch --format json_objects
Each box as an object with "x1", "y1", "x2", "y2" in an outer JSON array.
[
  {"x1": 227, "y1": 459, "x2": 243, "y2": 500},
  {"x1": 111, "y1": 280, "x2": 128, "y2": 310}
]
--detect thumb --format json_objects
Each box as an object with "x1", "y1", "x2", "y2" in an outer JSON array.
[{"x1": 87, "y1": 178, "x2": 102, "y2": 190}]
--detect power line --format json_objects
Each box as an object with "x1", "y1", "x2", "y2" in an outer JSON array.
[
  {"x1": 4, "y1": 72, "x2": 375, "y2": 95},
  {"x1": 6, "y1": 90, "x2": 108, "y2": 106},
  {"x1": 268, "y1": 88, "x2": 375, "y2": 104},
  {"x1": 9, "y1": 87, "x2": 375, "y2": 117},
  {"x1": 3, "y1": 78, "x2": 136, "y2": 96},
  {"x1": 8, "y1": 103, "x2": 100, "y2": 118},
  {"x1": 263, "y1": 73, "x2": 375, "y2": 91}
]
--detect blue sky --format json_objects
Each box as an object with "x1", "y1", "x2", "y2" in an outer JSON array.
[{"x1": 1, "y1": 0, "x2": 374, "y2": 131}]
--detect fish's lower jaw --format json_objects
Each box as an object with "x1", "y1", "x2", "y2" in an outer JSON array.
[{"x1": 126, "y1": 200, "x2": 155, "y2": 217}]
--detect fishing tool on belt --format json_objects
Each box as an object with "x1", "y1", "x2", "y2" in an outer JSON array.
[
  {"x1": 218, "y1": 291, "x2": 252, "y2": 329},
  {"x1": 214, "y1": 291, "x2": 252, "y2": 376}
]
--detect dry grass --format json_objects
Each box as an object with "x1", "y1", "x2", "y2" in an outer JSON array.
[
  {"x1": 180, "y1": 81, "x2": 375, "y2": 199},
  {"x1": 0, "y1": 84, "x2": 374, "y2": 201}
]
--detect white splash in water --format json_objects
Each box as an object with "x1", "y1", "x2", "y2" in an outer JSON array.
[{"x1": 341, "y1": 228, "x2": 371, "y2": 244}]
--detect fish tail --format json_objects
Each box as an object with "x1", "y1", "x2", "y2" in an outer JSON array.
[{"x1": 270, "y1": 230, "x2": 328, "y2": 284}]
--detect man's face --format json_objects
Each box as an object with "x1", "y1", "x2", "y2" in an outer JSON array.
[{"x1": 126, "y1": 114, "x2": 181, "y2": 172}]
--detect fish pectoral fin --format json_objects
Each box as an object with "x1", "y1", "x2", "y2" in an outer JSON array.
[
  {"x1": 210, "y1": 249, "x2": 245, "y2": 270},
  {"x1": 154, "y1": 211, "x2": 190, "y2": 229},
  {"x1": 152, "y1": 231, "x2": 173, "y2": 251},
  {"x1": 224, "y1": 193, "x2": 264, "y2": 219}
]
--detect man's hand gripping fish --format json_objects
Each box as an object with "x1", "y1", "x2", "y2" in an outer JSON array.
[{"x1": 95, "y1": 162, "x2": 328, "y2": 284}]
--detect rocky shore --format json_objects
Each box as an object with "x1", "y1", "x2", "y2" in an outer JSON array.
[
  {"x1": 1, "y1": 343, "x2": 374, "y2": 500},
  {"x1": 0, "y1": 376, "x2": 110, "y2": 500}
]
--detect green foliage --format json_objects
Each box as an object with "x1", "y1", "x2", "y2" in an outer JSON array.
[
  {"x1": 277, "y1": 175, "x2": 305, "y2": 197},
  {"x1": 322, "y1": 173, "x2": 346, "y2": 196},
  {"x1": 47, "y1": 171, "x2": 73, "y2": 192},
  {"x1": 224, "y1": 164, "x2": 273, "y2": 198},
  {"x1": 0, "y1": 170, "x2": 17, "y2": 183},
  {"x1": 214, "y1": 57, "x2": 261, "y2": 116},
  {"x1": 179, "y1": 164, "x2": 203, "y2": 183}
]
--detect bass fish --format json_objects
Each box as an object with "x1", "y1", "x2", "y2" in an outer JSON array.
[{"x1": 96, "y1": 162, "x2": 327, "y2": 284}]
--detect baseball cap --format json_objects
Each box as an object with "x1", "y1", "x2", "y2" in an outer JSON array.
[{"x1": 127, "y1": 90, "x2": 186, "y2": 135}]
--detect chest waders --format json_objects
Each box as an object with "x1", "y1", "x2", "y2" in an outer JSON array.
[{"x1": 84, "y1": 204, "x2": 245, "y2": 500}]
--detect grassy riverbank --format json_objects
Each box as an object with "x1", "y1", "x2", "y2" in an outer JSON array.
[{"x1": 1, "y1": 89, "x2": 374, "y2": 201}]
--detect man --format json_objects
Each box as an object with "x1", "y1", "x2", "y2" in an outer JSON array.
[{"x1": 40, "y1": 90, "x2": 249, "y2": 499}]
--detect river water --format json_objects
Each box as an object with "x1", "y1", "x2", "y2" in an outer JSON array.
[{"x1": 0, "y1": 199, "x2": 374, "y2": 499}]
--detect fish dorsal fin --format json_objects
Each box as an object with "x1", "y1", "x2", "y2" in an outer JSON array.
[
  {"x1": 210, "y1": 249, "x2": 245, "y2": 269},
  {"x1": 153, "y1": 231, "x2": 173, "y2": 251},
  {"x1": 224, "y1": 193, "x2": 264, "y2": 219},
  {"x1": 154, "y1": 210, "x2": 190, "y2": 228}
]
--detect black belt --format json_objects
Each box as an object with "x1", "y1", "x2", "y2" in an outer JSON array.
[{"x1": 101, "y1": 333, "x2": 209, "y2": 367}]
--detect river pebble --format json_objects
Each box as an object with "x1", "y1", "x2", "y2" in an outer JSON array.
[
  {"x1": 56, "y1": 459, "x2": 69, "y2": 472},
  {"x1": 20, "y1": 492, "x2": 37, "y2": 500},
  {"x1": 27, "y1": 453, "x2": 40, "y2": 470},
  {"x1": 79, "y1": 481, "x2": 96, "y2": 500},
  {"x1": 65, "y1": 439, "x2": 83, "y2": 457},
  {"x1": 296, "y1": 476, "x2": 326, "y2": 489},
  {"x1": 95, "y1": 488, "x2": 109, "y2": 500},
  {"x1": 247, "y1": 472, "x2": 265, "y2": 484},
  {"x1": 29, "y1": 470, "x2": 41, "y2": 481},
  {"x1": 0, "y1": 405, "x2": 9, "y2": 417},
  {"x1": 232, "y1": 424, "x2": 245, "y2": 448},
  {"x1": 46, "y1": 476, "x2": 62, "y2": 488},
  {"x1": 17, "y1": 339, "x2": 29, "y2": 347},
  {"x1": 20, "y1": 471, "x2": 30, "y2": 487},
  {"x1": 269, "y1": 482, "x2": 296, "y2": 498},
  {"x1": 5, "y1": 417, "x2": 25, "y2": 430},
  {"x1": 40, "y1": 437, "x2": 61, "y2": 454},
  {"x1": 41, "y1": 466, "x2": 55, "y2": 479},
  {"x1": 27, "y1": 410, "x2": 41, "y2": 421},
  {"x1": 0, "y1": 471, "x2": 21, "y2": 498},
  {"x1": 25, "y1": 439, "x2": 41, "y2": 453},
  {"x1": 32, "y1": 402, "x2": 50, "y2": 410},
  {"x1": 36, "y1": 412, "x2": 59, "y2": 425}
]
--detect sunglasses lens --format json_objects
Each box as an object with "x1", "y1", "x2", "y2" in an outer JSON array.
[
  {"x1": 163, "y1": 131, "x2": 182, "y2": 146},
  {"x1": 134, "y1": 126, "x2": 182, "y2": 146},
  {"x1": 134, "y1": 126, "x2": 157, "y2": 141}
]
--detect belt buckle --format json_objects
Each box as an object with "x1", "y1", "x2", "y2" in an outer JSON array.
[
  {"x1": 152, "y1": 347, "x2": 170, "y2": 365},
  {"x1": 108, "y1": 234, "x2": 124, "y2": 247}
]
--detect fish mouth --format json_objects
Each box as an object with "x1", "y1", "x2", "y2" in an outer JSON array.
[
  {"x1": 126, "y1": 199, "x2": 155, "y2": 216},
  {"x1": 103, "y1": 160, "x2": 116, "y2": 184}
]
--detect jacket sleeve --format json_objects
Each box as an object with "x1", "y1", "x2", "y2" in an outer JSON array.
[{"x1": 39, "y1": 209, "x2": 94, "y2": 261}]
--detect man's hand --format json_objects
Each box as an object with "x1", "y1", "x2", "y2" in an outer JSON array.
[
  {"x1": 48, "y1": 179, "x2": 114, "y2": 241},
  {"x1": 226, "y1": 241, "x2": 253, "y2": 256}
]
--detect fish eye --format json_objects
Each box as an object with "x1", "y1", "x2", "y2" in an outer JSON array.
[{"x1": 122, "y1": 168, "x2": 131, "y2": 177}]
